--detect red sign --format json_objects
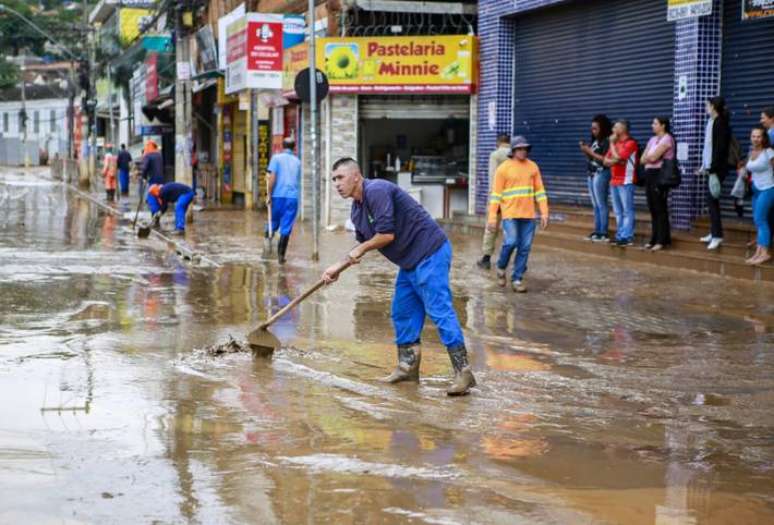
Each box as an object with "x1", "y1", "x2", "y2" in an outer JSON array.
[
  {"x1": 246, "y1": 20, "x2": 283, "y2": 72},
  {"x1": 145, "y1": 53, "x2": 159, "y2": 102}
]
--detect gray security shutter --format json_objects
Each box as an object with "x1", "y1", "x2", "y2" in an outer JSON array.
[
  {"x1": 721, "y1": 0, "x2": 774, "y2": 218},
  {"x1": 512, "y1": 0, "x2": 675, "y2": 208},
  {"x1": 359, "y1": 95, "x2": 469, "y2": 120}
]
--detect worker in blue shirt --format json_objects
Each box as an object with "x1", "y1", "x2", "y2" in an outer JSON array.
[
  {"x1": 266, "y1": 137, "x2": 301, "y2": 264},
  {"x1": 147, "y1": 182, "x2": 195, "y2": 235},
  {"x1": 322, "y1": 158, "x2": 477, "y2": 396}
]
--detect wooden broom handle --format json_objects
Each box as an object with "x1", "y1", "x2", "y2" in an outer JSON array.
[{"x1": 258, "y1": 258, "x2": 354, "y2": 330}]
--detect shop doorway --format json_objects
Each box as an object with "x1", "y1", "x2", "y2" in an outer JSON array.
[{"x1": 358, "y1": 95, "x2": 471, "y2": 219}]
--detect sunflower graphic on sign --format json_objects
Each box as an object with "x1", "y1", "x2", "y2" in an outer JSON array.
[{"x1": 324, "y1": 43, "x2": 359, "y2": 79}]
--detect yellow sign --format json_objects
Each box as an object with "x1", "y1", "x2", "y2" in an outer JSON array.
[
  {"x1": 282, "y1": 43, "x2": 309, "y2": 94},
  {"x1": 316, "y1": 35, "x2": 477, "y2": 94},
  {"x1": 119, "y1": 8, "x2": 152, "y2": 45}
]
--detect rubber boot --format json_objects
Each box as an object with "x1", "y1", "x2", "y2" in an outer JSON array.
[
  {"x1": 277, "y1": 235, "x2": 289, "y2": 264},
  {"x1": 383, "y1": 343, "x2": 421, "y2": 383},
  {"x1": 446, "y1": 345, "x2": 476, "y2": 396}
]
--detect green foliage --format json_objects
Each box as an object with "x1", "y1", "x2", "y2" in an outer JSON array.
[
  {"x1": 0, "y1": 57, "x2": 18, "y2": 89},
  {"x1": 0, "y1": 0, "x2": 87, "y2": 58}
]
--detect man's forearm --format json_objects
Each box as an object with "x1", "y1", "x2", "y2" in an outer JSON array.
[{"x1": 353, "y1": 233, "x2": 394, "y2": 257}]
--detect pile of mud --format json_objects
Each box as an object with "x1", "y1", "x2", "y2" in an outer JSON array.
[{"x1": 205, "y1": 336, "x2": 250, "y2": 356}]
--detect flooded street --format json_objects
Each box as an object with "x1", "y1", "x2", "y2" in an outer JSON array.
[{"x1": 1, "y1": 168, "x2": 773, "y2": 524}]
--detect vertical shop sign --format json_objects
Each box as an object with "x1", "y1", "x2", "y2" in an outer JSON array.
[
  {"x1": 742, "y1": 0, "x2": 774, "y2": 19},
  {"x1": 258, "y1": 120, "x2": 270, "y2": 201},
  {"x1": 667, "y1": 0, "x2": 712, "y2": 21},
  {"x1": 222, "y1": 107, "x2": 233, "y2": 201},
  {"x1": 226, "y1": 13, "x2": 284, "y2": 94},
  {"x1": 145, "y1": 53, "x2": 159, "y2": 102}
]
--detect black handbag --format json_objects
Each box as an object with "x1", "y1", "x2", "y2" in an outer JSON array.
[{"x1": 657, "y1": 158, "x2": 681, "y2": 189}]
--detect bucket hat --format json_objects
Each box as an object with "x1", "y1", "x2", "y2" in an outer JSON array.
[{"x1": 508, "y1": 135, "x2": 531, "y2": 157}]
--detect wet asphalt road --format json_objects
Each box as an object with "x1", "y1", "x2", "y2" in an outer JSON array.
[{"x1": 1, "y1": 167, "x2": 773, "y2": 524}]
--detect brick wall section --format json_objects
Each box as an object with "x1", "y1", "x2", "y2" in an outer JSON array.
[
  {"x1": 476, "y1": 0, "x2": 724, "y2": 229},
  {"x1": 300, "y1": 94, "x2": 358, "y2": 227}
]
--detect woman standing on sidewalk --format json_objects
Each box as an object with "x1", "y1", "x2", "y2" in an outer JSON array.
[
  {"x1": 640, "y1": 117, "x2": 675, "y2": 251},
  {"x1": 699, "y1": 97, "x2": 732, "y2": 251},
  {"x1": 744, "y1": 126, "x2": 774, "y2": 266},
  {"x1": 580, "y1": 114, "x2": 611, "y2": 242}
]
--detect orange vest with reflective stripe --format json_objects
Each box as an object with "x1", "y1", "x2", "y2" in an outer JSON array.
[{"x1": 487, "y1": 158, "x2": 549, "y2": 222}]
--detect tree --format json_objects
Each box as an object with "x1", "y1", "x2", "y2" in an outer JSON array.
[{"x1": 0, "y1": 57, "x2": 18, "y2": 88}]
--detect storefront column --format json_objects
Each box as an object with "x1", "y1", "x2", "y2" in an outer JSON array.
[
  {"x1": 670, "y1": 0, "x2": 723, "y2": 230},
  {"x1": 468, "y1": 93, "x2": 478, "y2": 216}
]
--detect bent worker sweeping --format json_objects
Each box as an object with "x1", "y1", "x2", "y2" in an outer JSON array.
[
  {"x1": 322, "y1": 158, "x2": 477, "y2": 396},
  {"x1": 146, "y1": 183, "x2": 195, "y2": 236}
]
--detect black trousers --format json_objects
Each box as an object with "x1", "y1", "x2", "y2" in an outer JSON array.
[
  {"x1": 707, "y1": 191, "x2": 723, "y2": 238},
  {"x1": 645, "y1": 169, "x2": 671, "y2": 246}
]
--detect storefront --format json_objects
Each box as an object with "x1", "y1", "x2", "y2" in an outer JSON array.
[
  {"x1": 510, "y1": 0, "x2": 675, "y2": 208},
  {"x1": 315, "y1": 34, "x2": 478, "y2": 220},
  {"x1": 476, "y1": 0, "x2": 765, "y2": 229},
  {"x1": 358, "y1": 95, "x2": 471, "y2": 218}
]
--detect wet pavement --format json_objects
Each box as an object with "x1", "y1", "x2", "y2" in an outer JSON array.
[{"x1": 1, "y1": 167, "x2": 773, "y2": 524}]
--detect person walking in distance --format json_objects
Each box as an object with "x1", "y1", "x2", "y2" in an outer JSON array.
[
  {"x1": 477, "y1": 134, "x2": 512, "y2": 269},
  {"x1": 699, "y1": 97, "x2": 732, "y2": 250},
  {"x1": 141, "y1": 140, "x2": 165, "y2": 187},
  {"x1": 323, "y1": 158, "x2": 477, "y2": 396},
  {"x1": 117, "y1": 144, "x2": 132, "y2": 197},
  {"x1": 266, "y1": 137, "x2": 301, "y2": 264},
  {"x1": 604, "y1": 120, "x2": 639, "y2": 247},
  {"x1": 101, "y1": 144, "x2": 117, "y2": 202},
  {"x1": 488, "y1": 136, "x2": 549, "y2": 293},
  {"x1": 580, "y1": 115, "x2": 612, "y2": 242},
  {"x1": 640, "y1": 116, "x2": 676, "y2": 251}
]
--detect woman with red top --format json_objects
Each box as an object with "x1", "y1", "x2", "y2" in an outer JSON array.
[{"x1": 640, "y1": 116, "x2": 676, "y2": 251}]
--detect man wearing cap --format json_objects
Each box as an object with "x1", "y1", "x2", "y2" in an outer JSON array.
[
  {"x1": 322, "y1": 157, "x2": 477, "y2": 396},
  {"x1": 487, "y1": 136, "x2": 549, "y2": 293},
  {"x1": 477, "y1": 134, "x2": 512, "y2": 270},
  {"x1": 101, "y1": 144, "x2": 117, "y2": 202},
  {"x1": 146, "y1": 182, "x2": 195, "y2": 235}
]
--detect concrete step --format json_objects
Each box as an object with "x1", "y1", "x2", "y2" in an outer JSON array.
[
  {"x1": 549, "y1": 205, "x2": 756, "y2": 243},
  {"x1": 547, "y1": 218, "x2": 752, "y2": 258},
  {"x1": 440, "y1": 220, "x2": 774, "y2": 283}
]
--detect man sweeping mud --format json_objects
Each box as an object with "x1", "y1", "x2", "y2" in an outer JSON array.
[{"x1": 322, "y1": 158, "x2": 477, "y2": 396}]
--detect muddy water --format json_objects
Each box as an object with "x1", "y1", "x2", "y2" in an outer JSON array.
[{"x1": 1, "y1": 168, "x2": 773, "y2": 524}]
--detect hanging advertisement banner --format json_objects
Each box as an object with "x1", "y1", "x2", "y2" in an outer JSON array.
[
  {"x1": 667, "y1": 0, "x2": 712, "y2": 21},
  {"x1": 315, "y1": 35, "x2": 477, "y2": 94},
  {"x1": 218, "y1": 3, "x2": 245, "y2": 71},
  {"x1": 743, "y1": 0, "x2": 774, "y2": 19},
  {"x1": 283, "y1": 14, "x2": 305, "y2": 49},
  {"x1": 119, "y1": 8, "x2": 152, "y2": 45},
  {"x1": 225, "y1": 13, "x2": 284, "y2": 94},
  {"x1": 282, "y1": 43, "x2": 308, "y2": 95},
  {"x1": 145, "y1": 53, "x2": 159, "y2": 102}
]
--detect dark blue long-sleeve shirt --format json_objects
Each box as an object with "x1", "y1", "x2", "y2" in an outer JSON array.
[{"x1": 141, "y1": 151, "x2": 164, "y2": 185}]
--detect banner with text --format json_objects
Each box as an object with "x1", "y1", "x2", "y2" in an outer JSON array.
[
  {"x1": 743, "y1": 0, "x2": 774, "y2": 19},
  {"x1": 315, "y1": 35, "x2": 477, "y2": 94},
  {"x1": 225, "y1": 13, "x2": 284, "y2": 94},
  {"x1": 667, "y1": 0, "x2": 712, "y2": 21}
]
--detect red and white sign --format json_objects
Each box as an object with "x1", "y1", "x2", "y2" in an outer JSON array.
[
  {"x1": 145, "y1": 53, "x2": 159, "y2": 102},
  {"x1": 225, "y1": 13, "x2": 283, "y2": 94}
]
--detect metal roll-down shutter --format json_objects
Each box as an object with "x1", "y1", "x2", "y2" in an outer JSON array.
[{"x1": 512, "y1": 0, "x2": 675, "y2": 208}]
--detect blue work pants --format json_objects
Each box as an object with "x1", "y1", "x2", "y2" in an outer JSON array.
[
  {"x1": 497, "y1": 218, "x2": 537, "y2": 282},
  {"x1": 391, "y1": 240, "x2": 465, "y2": 350}
]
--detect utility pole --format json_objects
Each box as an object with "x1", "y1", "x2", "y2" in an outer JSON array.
[
  {"x1": 78, "y1": 0, "x2": 90, "y2": 186},
  {"x1": 88, "y1": 19, "x2": 97, "y2": 183},
  {"x1": 174, "y1": 1, "x2": 192, "y2": 186},
  {"x1": 107, "y1": 64, "x2": 114, "y2": 147},
  {"x1": 308, "y1": 0, "x2": 319, "y2": 261},
  {"x1": 20, "y1": 60, "x2": 29, "y2": 168},
  {"x1": 68, "y1": 60, "x2": 75, "y2": 160}
]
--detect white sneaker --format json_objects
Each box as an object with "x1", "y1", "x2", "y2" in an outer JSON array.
[
  {"x1": 707, "y1": 238, "x2": 723, "y2": 250},
  {"x1": 700, "y1": 233, "x2": 713, "y2": 243}
]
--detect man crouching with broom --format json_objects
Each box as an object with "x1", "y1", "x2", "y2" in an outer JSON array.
[{"x1": 322, "y1": 158, "x2": 477, "y2": 396}]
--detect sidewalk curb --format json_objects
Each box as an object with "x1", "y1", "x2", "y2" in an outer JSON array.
[{"x1": 65, "y1": 182, "x2": 222, "y2": 268}]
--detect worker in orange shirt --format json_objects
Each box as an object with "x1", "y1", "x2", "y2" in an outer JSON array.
[
  {"x1": 101, "y1": 144, "x2": 117, "y2": 202},
  {"x1": 487, "y1": 136, "x2": 549, "y2": 293}
]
